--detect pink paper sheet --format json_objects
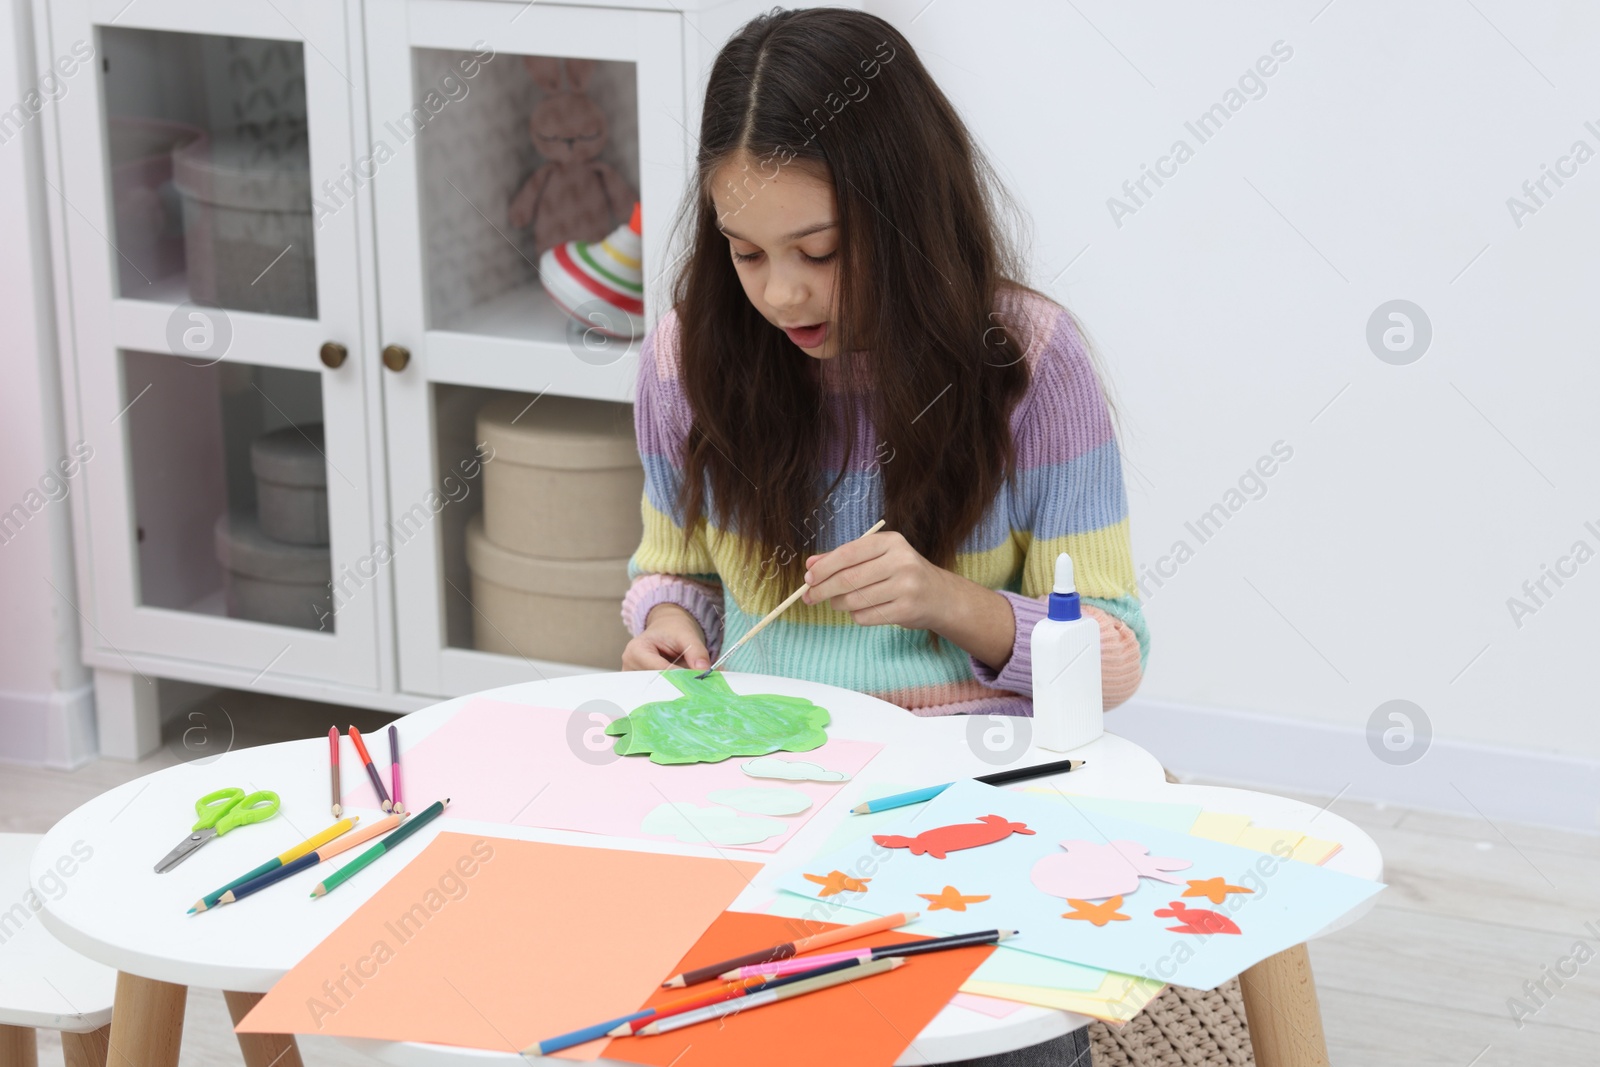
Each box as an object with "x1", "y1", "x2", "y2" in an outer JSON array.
[
  {"x1": 342, "y1": 699, "x2": 881, "y2": 852},
  {"x1": 950, "y1": 992, "x2": 1024, "y2": 1018}
]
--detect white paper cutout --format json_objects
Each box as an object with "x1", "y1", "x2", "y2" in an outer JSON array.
[
  {"x1": 706, "y1": 786, "x2": 813, "y2": 816},
  {"x1": 741, "y1": 756, "x2": 849, "y2": 782}
]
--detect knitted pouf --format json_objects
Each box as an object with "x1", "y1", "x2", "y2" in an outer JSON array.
[{"x1": 1087, "y1": 978, "x2": 1255, "y2": 1067}]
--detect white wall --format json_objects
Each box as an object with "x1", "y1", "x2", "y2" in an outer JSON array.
[
  {"x1": 0, "y1": 0, "x2": 96, "y2": 766},
  {"x1": 869, "y1": 0, "x2": 1600, "y2": 823}
]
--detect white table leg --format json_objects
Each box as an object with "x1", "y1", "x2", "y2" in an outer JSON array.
[{"x1": 92, "y1": 669, "x2": 161, "y2": 761}]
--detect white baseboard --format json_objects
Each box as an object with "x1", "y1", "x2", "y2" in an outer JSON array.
[
  {"x1": 1111, "y1": 696, "x2": 1600, "y2": 835},
  {"x1": 0, "y1": 683, "x2": 97, "y2": 768}
]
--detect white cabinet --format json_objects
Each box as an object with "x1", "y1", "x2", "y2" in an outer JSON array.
[{"x1": 32, "y1": 0, "x2": 775, "y2": 754}]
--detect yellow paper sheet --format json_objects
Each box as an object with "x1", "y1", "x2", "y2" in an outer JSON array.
[
  {"x1": 1291, "y1": 836, "x2": 1342, "y2": 864},
  {"x1": 962, "y1": 970, "x2": 1166, "y2": 1024},
  {"x1": 1234, "y1": 826, "x2": 1305, "y2": 854},
  {"x1": 1187, "y1": 811, "x2": 1251, "y2": 843}
]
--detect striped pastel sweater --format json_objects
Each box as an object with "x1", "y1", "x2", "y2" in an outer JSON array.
[{"x1": 621, "y1": 288, "x2": 1148, "y2": 717}]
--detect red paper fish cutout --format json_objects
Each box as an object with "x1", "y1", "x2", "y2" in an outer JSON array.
[
  {"x1": 1154, "y1": 900, "x2": 1242, "y2": 935},
  {"x1": 874, "y1": 815, "x2": 1035, "y2": 859}
]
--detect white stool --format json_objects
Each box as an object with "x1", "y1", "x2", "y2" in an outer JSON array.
[{"x1": 0, "y1": 834, "x2": 116, "y2": 1067}]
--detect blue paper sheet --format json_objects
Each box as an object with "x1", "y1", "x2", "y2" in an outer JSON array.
[
  {"x1": 766, "y1": 887, "x2": 1111, "y2": 992},
  {"x1": 773, "y1": 779, "x2": 1384, "y2": 989}
]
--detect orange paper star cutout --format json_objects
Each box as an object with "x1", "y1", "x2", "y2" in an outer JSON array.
[
  {"x1": 1062, "y1": 895, "x2": 1131, "y2": 926},
  {"x1": 917, "y1": 885, "x2": 991, "y2": 912},
  {"x1": 804, "y1": 870, "x2": 871, "y2": 897},
  {"x1": 1182, "y1": 877, "x2": 1254, "y2": 904}
]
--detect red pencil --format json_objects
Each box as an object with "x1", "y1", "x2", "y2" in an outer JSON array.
[
  {"x1": 348, "y1": 726, "x2": 392, "y2": 812},
  {"x1": 328, "y1": 726, "x2": 342, "y2": 818},
  {"x1": 606, "y1": 977, "x2": 773, "y2": 1036}
]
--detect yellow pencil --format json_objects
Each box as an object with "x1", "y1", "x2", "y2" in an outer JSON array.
[{"x1": 190, "y1": 816, "x2": 359, "y2": 913}]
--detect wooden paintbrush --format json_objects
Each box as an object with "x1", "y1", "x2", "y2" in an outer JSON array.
[{"x1": 695, "y1": 519, "x2": 886, "y2": 679}]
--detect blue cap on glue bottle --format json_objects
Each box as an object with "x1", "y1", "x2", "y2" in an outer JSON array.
[{"x1": 1047, "y1": 553, "x2": 1081, "y2": 621}]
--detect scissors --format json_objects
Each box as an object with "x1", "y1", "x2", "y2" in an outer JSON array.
[{"x1": 154, "y1": 787, "x2": 280, "y2": 873}]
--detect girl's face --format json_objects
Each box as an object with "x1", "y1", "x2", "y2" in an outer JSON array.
[{"x1": 711, "y1": 154, "x2": 841, "y2": 360}]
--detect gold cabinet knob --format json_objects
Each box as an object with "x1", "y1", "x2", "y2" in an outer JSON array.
[
  {"x1": 382, "y1": 344, "x2": 411, "y2": 372},
  {"x1": 319, "y1": 341, "x2": 348, "y2": 368}
]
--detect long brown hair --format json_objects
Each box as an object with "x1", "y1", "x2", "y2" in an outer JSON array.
[{"x1": 672, "y1": 7, "x2": 1039, "y2": 591}]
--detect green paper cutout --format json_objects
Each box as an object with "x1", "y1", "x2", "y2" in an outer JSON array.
[{"x1": 607, "y1": 670, "x2": 831, "y2": 765}]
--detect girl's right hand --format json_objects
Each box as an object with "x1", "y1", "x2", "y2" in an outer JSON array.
[{"x1": 621, "y1": 603, "x2": 713, "y2": 671}]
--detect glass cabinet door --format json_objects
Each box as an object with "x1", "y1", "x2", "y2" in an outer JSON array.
[
  {"x1": 43, "y1": 0, "x2": 381, "y2": 689},
  {"x1": 366, "y1": 0, "x2": 685, "y2": 696}
]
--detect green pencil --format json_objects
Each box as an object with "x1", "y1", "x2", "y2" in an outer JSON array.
[{"x1": 310, "y1": 799, "x2": 448, "y2": 898}]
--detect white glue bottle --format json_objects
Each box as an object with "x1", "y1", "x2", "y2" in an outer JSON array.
[{"x1": 1030, "y1": 552, "x2": 1103, "y2": 751}]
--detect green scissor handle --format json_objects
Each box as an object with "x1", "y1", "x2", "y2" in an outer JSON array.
[{"x1": 192, "y1": 787, "x2": 280, "y2": 835}]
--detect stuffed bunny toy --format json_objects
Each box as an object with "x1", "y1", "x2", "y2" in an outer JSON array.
[{"x1": 509, "y1": 56, "x2": 635, "y2": 258}]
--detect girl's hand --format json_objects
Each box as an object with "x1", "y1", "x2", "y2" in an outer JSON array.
[
  {"x1": 622, "y1": 603, "x2": 713, "y2": 671},
  {"x1": 800, "y1": 531, "x2": 954, "y2": 632}
]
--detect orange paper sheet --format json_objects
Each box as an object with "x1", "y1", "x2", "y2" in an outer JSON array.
[
  {"x1": 237, "y1": 833, "x2": 760, "y2": 1056},
  {"x1": 604, "y1": 910, "x2": 996, "y2": 1067}
]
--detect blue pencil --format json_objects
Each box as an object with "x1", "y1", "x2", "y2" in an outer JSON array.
[
  {"x1": 851, "y1": 758, "x2": 1086, "y2": 814},
  {"x1": 530, "y1": 1011, "x2": 655, "y2": 1055},
  {"x1": 214, "y1": 851, "x2": 321, "y2": 905}
]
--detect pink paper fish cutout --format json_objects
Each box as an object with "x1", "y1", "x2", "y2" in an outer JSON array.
[{"x1": 1029, "y1": 839, "x2": 1194, "y2": 901}]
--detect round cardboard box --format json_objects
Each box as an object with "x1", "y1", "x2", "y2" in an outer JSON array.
[
  {"x1": 465, "y1": 514, "x2": 630, "y2": 668},
  {"x1": 251, "y1": 423, "x2": 328, "y2": 546},
  {"x1": 214, "y1": 512, "x2": 332, "y2": 631},
  {"x1": 477, "y1": 394, "x2": 644, "y2": 560}
]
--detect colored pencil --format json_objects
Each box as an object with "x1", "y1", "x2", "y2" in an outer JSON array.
[
  {"x1": 530, "y1": 1011, "x2": 655, "y2": 1056},
  {"x1": 311, "y1": 799, "x2": 447, "y2": 897},
  {"x1": 188, "y1": 817, "x2": 358, "y2": 913},
  {"x1": 606, "y1": 979, "x2": 769, "y2": 1036},
  {"x1": 721, "y1": 928, "x2": 1014, "y2": 980},
  {"x1": 663, "y1": 909, "x2": 918, "y2": 987},
  {"x1": 388, "y1": 723, "x2": 404, "y2": 815},
  {"x1": 638, "y1": 957, "x2": 902, "y2": 1035},
  {"x1": 615, "y1": 958, "x2": 872, "y2": 1037},
  {"x1": 210, "y1": 814, "x2": 408, "y2": 908},
  {"x1": 348, "y1": 725, "x2": 392, "y2": 812},
  {"x1": 329, "y1": 726, "x2": 342, "y2": 818},
  {"x1": 851, "y1": 758, "x2": 1087, "y2": 814},
  {"x1": 696, "y1": 518, "x2": 886, "y2": 678}
]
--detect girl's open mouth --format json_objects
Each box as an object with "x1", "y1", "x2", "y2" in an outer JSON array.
[{"x1": 782, "y1": 322, "x2": 828, "y2": 349}]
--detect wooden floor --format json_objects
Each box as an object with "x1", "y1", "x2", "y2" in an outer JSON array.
[{"x1": 2, "y1": 688, "x2": 1595, "y2": 1067}]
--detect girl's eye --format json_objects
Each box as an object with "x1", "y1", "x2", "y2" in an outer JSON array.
[{"x1": 729, "y1": 248, "x2": 835, "y2": 265}]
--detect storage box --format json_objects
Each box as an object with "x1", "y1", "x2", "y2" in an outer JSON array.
[
  {"x1": 465, "y1": 514, "x2": 630, "y2": 668},
  {"x1": 173, "y1": 124, "x2": 317, "y2": 317},
  {"x1": 251, "y1": 423, "x2": 328, "y2": 545},
  {"x1": 476, "y1": 394, "x2": 644, "y2": 559},
  {"x1": 214, "y1": 513, "x2": 332, "y2": 631},
  {"x1": 109, "y1": 117, "x2": 205, "y2": 295}
]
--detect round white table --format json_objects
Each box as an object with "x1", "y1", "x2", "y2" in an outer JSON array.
[{"x1": 33, "y1": 672, "x2": 1381, "y2": 1067}]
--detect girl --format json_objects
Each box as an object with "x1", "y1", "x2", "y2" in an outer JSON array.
[{"x1": 621, "y1": 9, "x2": 1144, "y2": 1063}]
